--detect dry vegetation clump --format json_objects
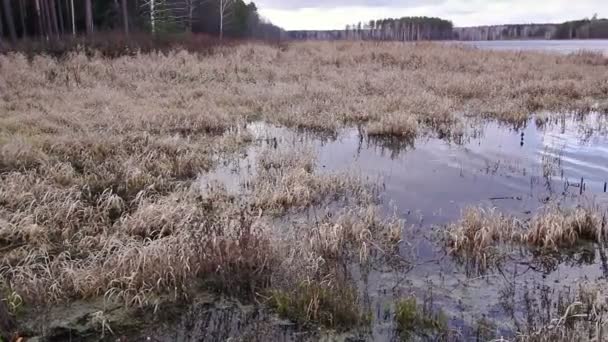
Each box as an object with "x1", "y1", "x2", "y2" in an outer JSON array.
[
  {"x1": 526, "y1": 206, "x2": 606, "y2": 250},
  {"x1": 447, "y1": 205, "x2": 607, "y2": 271},
  {"x1": 446, "y1": 207, "x2": 523, "y2": 271},
  {"x1": 249, "y1": 149, "x2": 377, "y2": 215},
  {"x1": 366, "y1": 112, "x2": 418, "y2": 139}
]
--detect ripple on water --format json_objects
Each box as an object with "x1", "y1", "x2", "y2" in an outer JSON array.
[{"x1": 196, "y1": 113, "x2": 608, "y2": 340}]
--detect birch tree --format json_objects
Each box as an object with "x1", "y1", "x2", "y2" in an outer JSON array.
[
  {"x1": 149, "y1": 0, "x2": 155, "y2": 33},
  {"x1": 218, "y1": 0, "x2": 234, "y2": 40},
  {"x1": 69, "y1": 0, "x2": 75, "y2": 36}
]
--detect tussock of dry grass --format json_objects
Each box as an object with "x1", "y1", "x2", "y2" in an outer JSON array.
[
  {"x1": 249, "y1": 149, "x2": 376, "y2": 215},
  {"x1": 447, "y1": 205, "x2": 607, "y2": 271},
  {"x1": 367, "y1": 112, "x2": 418, "y2": 139},
  {"x1": 526, "y1": 206, "x2": 606, "y2": 250},
  {"x1": 446, "y1": 207, "x2": 522, "y2": 270}
]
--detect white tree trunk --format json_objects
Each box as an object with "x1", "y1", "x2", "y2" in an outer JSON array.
[
  {"x1": 219, "y1": 0, "x2": 224, "y2": 40},
  {"x1": 219, "y1": 0, "x2": 232, "y2": 40},
  {"x1": 70, "y1": 0, "x2": 75, "y2": 36},
  {"x1": 150, "y1": 0, "x2": 155, "y2": 34}
]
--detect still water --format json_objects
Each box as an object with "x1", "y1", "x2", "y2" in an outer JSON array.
[
  {"x1": 189, "y1": 113, "x2": 608, "y2": 340},
  {"x1": 453, "y1": 39, "x2": 608, "y2": 55}
]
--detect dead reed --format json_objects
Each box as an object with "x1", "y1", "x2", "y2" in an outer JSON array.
[
  {"x1": 447, "y1": 205, "x2": 607, "y2": 271},
  {"x1": 1, "y1": 41, "x2": 606, "y2": 336},
  {"x1": 515, "y1": 281, "x2": 608, "y2": 342},
  {"x1": 446, "y1": 207, "x2": 523, "y2": 271}
]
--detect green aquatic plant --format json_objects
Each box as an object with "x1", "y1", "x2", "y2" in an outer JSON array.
[
  {"x1": 394, "y1": 296, "x2": 447, "y2": 341},
  {"x1": 268, "y1": 281, "x2": 368, "y2": 330}
]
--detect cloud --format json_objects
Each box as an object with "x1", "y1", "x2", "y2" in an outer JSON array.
[
  {"x1": 255, "y1": 0, "x2": 608, "y2": 30},
  {"x1": 255, "y1": 0, "x2": 445, "y2": 10}
]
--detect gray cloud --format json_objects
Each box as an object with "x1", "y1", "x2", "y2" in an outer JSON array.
[{"x1": 258, "y1": 0, "x2": 608, "y2": 30}]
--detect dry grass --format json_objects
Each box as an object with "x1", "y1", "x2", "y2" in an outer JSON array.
[
  {"x1": 1, "y1": 42, "x2": 606, "y2": 143},
  {"x1": 447, "y1": 205, "x2": 607, "y2": 271},
  {"x1": 515, "y1": 281, "x2": 608, "y2": 342},
  {"x1": 446, "y1": 207, "x2": 523, "y2": 271},
  {"x1": 526, "y1": 206, "x2": 606, "y2": 250},
  {"x1": 0, "y1": 139, "x2": 402, "y2": 337},
  {"x1": 249, "y1": 148, "x2": 377, "y2": 215},
  {"x1": 1, "y1": 41, "x2": 606, "y2": 336}
]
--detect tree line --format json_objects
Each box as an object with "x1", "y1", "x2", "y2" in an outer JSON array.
[
  {"x1": 0, "y1": 0, "x2": 284, "y2": 46},
  {"x1": 554, "y1": 15, "x2": 608, "y2": 39},
  {"x1": 289, "y1": 16, "x2": 453, "y2": 41},
  {"x1": 290, "y1": 15, "x2": 608, "y2": 42}
]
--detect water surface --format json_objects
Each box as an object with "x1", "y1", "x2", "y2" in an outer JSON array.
[
  {"x1": 197, "y1": 113, "x2": 608, "y2": 340},
  {"x1": 451, "y1": 39, "x2": 608, "y2": 55}
]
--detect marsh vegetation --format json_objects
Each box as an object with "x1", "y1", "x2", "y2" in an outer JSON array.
[{"x1": 1, "y1": 41, "x2": 608, "y2": 340}]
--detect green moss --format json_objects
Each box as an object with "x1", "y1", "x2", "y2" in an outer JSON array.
[
  {"x1": 394, "y1": 297, "x2": 447, "y2": 341},
  {"x1": 268, "y1": 282, "x2": 368, "y2": 330}
]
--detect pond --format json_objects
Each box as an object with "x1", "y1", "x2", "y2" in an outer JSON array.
[
  {"x1": 189, "y1": 113, "x2": 608, "y2": 340},
  {"x1": 450, "y1": 39, "x2": 608, "y2": 55}
]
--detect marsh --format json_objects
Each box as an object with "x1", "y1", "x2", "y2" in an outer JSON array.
[{"x1": 1, "y1": 42, "x2": 608, "y2": 341}]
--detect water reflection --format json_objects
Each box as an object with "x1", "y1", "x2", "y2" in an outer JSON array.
[{"x1": 197, "y1": 113, "x2": 608, "y2": 340}]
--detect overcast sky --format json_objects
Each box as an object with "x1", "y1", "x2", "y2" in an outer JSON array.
[{"x1": 255, "y1": 0, "x2": 608, "y2": 30}]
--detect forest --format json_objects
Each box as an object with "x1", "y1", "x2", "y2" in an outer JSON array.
[
  {"x1": 0, "y1": 0, "x2": 284, "y2": 46},
  {"x1": 289, "y1": 15, "x2": 608, "y2": 41},
  {"x1": 554, "y1": 17, "x2": 608, "y2": 39},
  {"x1": 290, "y1": 16, "x2": 454, "y2": 41}
]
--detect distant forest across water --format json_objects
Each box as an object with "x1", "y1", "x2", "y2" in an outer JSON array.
[{"x1": 289, "y1": 16, "x2": 608, "y2": 41}]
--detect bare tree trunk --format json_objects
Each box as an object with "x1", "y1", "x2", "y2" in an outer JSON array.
[
  {"x1": 219, "y1": 8, "x2": 223, "y2": 40},
  {"x1": 19, "y1": 0, "x2": 27, "y2": 38},
  {"x1": 49, "y1": 0, "x2": 60, "y2": 36},
  {"x1": 188, "y1": 0, "x2": 194, "y2": 33},
  {"x1": 0, "y1": 5, "x2": 4, "y2": 39},
  {"x1": 34, "y1": 0, "x2": 44, "y2": 38},
  {"x1": 149, "y1": 0, "x2": 155, "y2": 34},
  {"x1": 69, "y1": 0, "x2": 75, "y2": 36},
  {"x1": 84, "y1": 0, "x2": 93, "y2": 35},
  {"x1": 121, "y1": 0, "x2": 128, "y2": 35},
  {"x1": 219, "y1": 0, "x2": 232, "y2": 40},
  {"x1": 2, "y1": 0, "x2": 18, "y2": 42},
  {"x1": 56, "y1": 0, "x2": 65, "y2": 35},
  {"x1": 41, "y1": 0, "x2": 53, "y2": 38}
]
